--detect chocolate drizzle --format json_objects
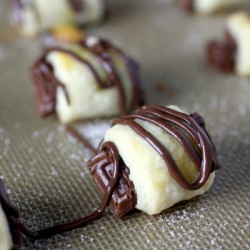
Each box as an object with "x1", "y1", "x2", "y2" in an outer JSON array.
[
  {"x1": 32, "y1": 141, "x2": 119, "y2": 238},
  {"x1": 207, "y1": 31, "x2": 237, "y2": 73},
  {"x1": 112, "y1": 106, "x2": 219, "y2": 190},
  {"x1": 31, "y1": 37, "x2": 144, "y2": 118}
]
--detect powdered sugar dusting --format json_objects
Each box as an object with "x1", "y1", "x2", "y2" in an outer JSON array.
[{"x1": 74, "y1": 119, "x2": 112, "y2": 150}]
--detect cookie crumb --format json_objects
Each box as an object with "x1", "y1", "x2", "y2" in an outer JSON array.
[{"x1": 154, "y1": 82, "x2": 167, "y2": 92}]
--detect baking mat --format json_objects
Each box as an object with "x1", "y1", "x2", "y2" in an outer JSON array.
[{"x1": 1, "y1": 0, "x2": 250, "y2": 249}]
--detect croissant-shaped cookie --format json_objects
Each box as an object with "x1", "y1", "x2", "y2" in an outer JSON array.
[{"x1": 31, "y1": 36, "x2": 144, "y2": 123}]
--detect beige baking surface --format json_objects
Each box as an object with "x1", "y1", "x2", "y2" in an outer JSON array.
[{"x1": 1, "y1": 0, "x2": 250, "y2": 249}]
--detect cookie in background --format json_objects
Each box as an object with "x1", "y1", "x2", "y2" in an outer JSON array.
[
  {"x1": 207, "y1": 12, "x2": 250, "y2": 77},
  {"x1": 11, "y1": 0, "x2": 107, "y2": 37},
  {"x1": 178, "y1": 0, "x2": 250, "y2": 14},
  {"x1": 39, "y1": 24, "x2": 87, "y2": 48}
]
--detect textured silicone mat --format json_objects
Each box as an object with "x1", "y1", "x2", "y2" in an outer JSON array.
[{"x1": 1, "y1": 0, "x2": 250, "y2": 249}]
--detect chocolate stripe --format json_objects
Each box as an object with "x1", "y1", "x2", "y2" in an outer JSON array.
[
  {"x1": 112, "y1": 106, "x2": 218, "y2": 190},
  {"x1": 121, "y1": 113, "x2": 201, "y2": 171},
  {"x1": 31, "y1": 141, "x2": 120, "y2": 238}
]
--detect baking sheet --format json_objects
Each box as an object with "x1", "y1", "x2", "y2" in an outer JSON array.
[{"x1": 1, "y1": 0, "x2": 250, "y2": 249}]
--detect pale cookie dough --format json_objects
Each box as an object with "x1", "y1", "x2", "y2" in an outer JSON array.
[
  {"x1": 207, "y1": 12, "x2": 250, "y2": 76},
  {"x1": 103, "y1": 106, "x2": 217, "y2": 215},
  {"x1": 227, "y1": 12, "x2": 250, "y2": 76},
  {"x1": 0, "y1": 204, "x2": 13, "y2": 250},
  {"x1": 12, "y1": 0, "x2": 106, "y2": 36},
  {"x1": 32, "y1": 36, "x2": 144, "y2": 123},
  {"x1": 194, "y1": 0, "x2": 249, "y2": 14}
]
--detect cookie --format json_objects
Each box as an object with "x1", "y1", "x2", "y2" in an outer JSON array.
[
  {"x1": 89, "y1": 105, "x2": 220, "y2": 217},
  {"x1": 207, "y1": 12, "x2": 250, "y2": 76},
  {"x1": 179, "y1": 0, "x2": 249, "y2": 14},
  {"x1": 12, "y1": 0, "x2": 107, "y2": 36},
  {"x1": 31, "y1": 36, "x2": 144, "y2": 123}
]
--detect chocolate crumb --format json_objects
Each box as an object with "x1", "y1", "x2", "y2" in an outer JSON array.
[
  {"x1": 178, "y1": 0, "x2": 193, "y2": 12},
  {"x1": 154, "y1": 83, "x2": 167, "y2": 92}
]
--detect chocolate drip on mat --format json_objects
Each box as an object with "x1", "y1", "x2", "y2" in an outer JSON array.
[
  {"x1": 66, "y1": 125, "x2": 98, "y2": 154},
  {"x1": 0, "y1": 142, "x2": 119, "y2": 241}
]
